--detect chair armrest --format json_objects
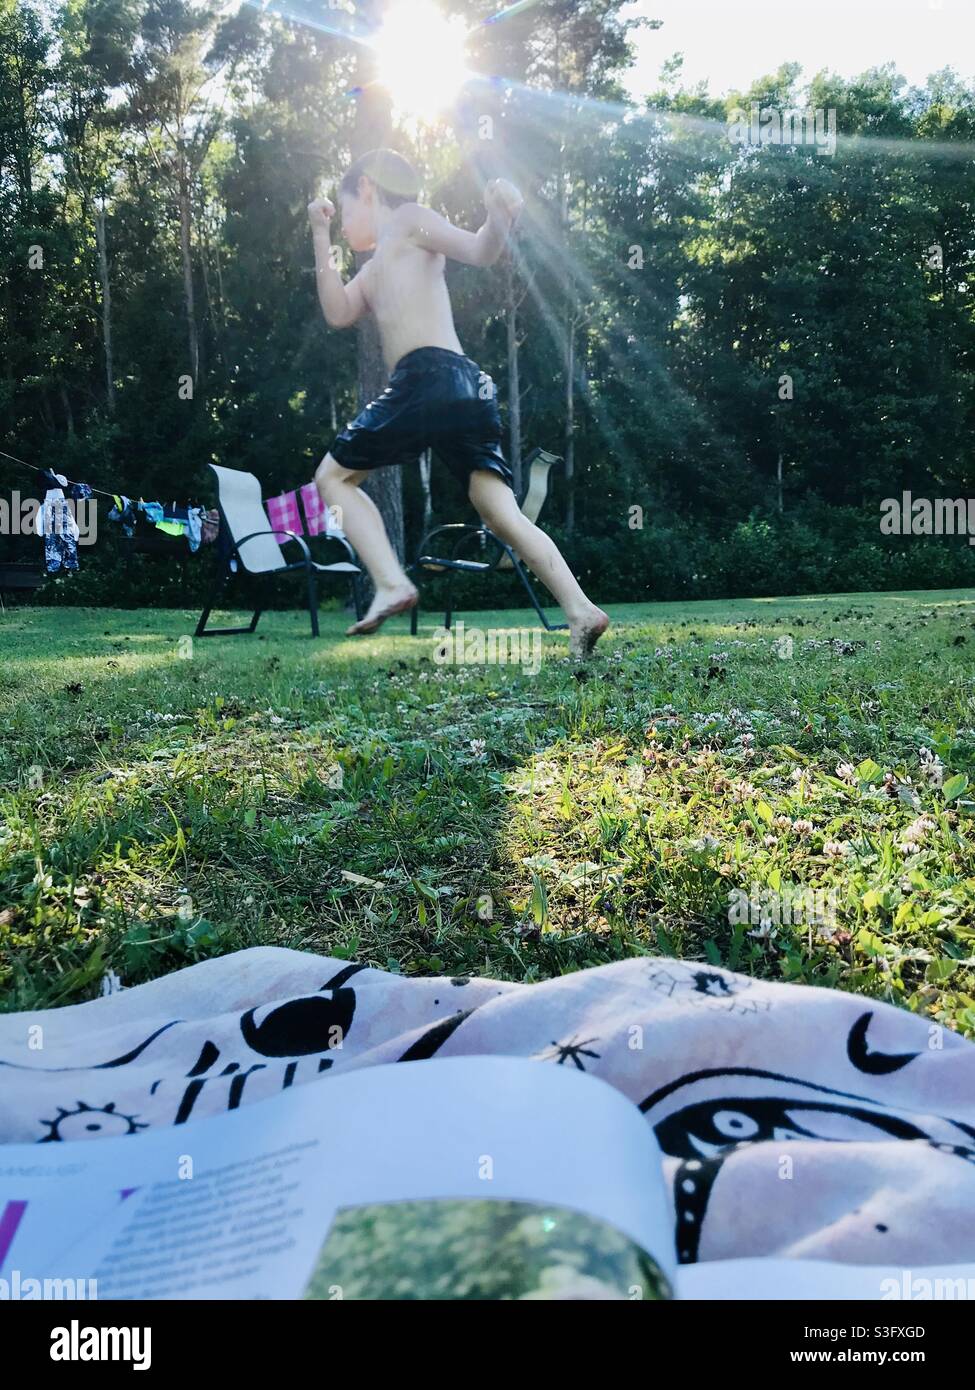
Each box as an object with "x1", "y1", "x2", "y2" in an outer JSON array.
[
  {"x1": 410, "y1": 522, "x2": 486, "y2": 570},
  {"x1": 310, "y1": 532, "x2": 360, "y2": 568},
  {"x1": 410, "y1": 522, "x2": 516, "y2": 574},
  {"x1": 413, "y1": 523, "x2": 482, "y2": 559}
]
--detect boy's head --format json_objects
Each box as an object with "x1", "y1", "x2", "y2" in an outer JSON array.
[{"x1": 338, "y1": 148, "x2": 420, "y2": 251}]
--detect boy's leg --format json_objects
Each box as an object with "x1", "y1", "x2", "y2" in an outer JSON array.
[
  {"x1": 315, "y1": 454, "x2": 417, "y2": 635},
  {"x1": 467, "y1": 469, "x2": 609, "y2": 658}
]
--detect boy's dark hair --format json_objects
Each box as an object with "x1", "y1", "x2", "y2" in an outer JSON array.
[{"x1": 339, "y1": 149, "x2": 420, "y2": 209}]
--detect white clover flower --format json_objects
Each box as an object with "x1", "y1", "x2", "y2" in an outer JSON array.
[
  {"x1": 900, "y1": 815, "x2": 936, "y2": 849},
  {"x1": 918, "y1": 747, "x2": 944, "y2": 788}
]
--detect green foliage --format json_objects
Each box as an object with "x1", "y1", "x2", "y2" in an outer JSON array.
[{"x1": 3, "y1": 4, "x2": 975, "y2": 599}]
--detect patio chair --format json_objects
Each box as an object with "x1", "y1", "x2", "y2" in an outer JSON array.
[
  {"x1": 408, "y1": 447, "x2": 567, "y2": 634},
  {"x1": 196, "y1": 465, "x2": 362, "y2": 638}
]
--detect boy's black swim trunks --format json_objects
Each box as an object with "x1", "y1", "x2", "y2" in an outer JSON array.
[{"x1": 329, "y1": 346, "x2": 514, "y2": 488}]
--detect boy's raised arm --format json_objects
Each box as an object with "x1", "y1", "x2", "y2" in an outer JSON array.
[
  {"x1": 308, "y1": 197, "x2": 369, "y2": 329},
  {"x1": 407, "y1": 179, "x2": 524, "y2": 267}
]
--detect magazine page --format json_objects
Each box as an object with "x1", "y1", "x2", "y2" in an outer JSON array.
[{"x1": 1, "y1": 1056, "x2": 676, "y2": 1301}]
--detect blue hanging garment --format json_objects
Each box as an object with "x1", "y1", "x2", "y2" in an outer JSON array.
[
  {"x1": 108, "y1": 496, "x2": 137, "y2": 537},
  {"x1": 161, "y1": 502, "x2": 206, "y2": 552},
  {"x1": 185, "y1": 507, "x2": 204, "y2": 553}
]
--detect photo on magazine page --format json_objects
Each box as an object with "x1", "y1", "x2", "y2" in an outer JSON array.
[{"x1": 303, "y1": 1198, "x2": 672, "y2": 1301}]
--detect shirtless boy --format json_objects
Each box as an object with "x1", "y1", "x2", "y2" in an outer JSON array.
[{"x1": 310, "y1": 147, "x2": 609, "y2": 657}]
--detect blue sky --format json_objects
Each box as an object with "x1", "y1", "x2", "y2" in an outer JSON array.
[{"x1": 625, "y1": 0, "x2": 975, "y2": 97}]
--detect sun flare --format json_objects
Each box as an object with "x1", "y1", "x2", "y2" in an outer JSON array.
[{"x1": 372, "y1": 1, "x2": 471, "y2": 121}]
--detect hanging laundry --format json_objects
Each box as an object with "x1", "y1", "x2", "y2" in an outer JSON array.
[
  {"x1": 35, "y1": 472, "x2": 80, "y2": 575},
  {"x1": 185, "y1": 507, "x2": 205, "y2": 553},
  {"x1": 299, "y1": 482, "x2": 326, "y2": 536},
  {"x1": 300, "y1": 481, "x2": 345, "y2": 538},
  {"x1": 159, "y1": 503, "x2": 205, "y2": 552},
  {"x1": 266, "y1": 491, "x2": 303, "y2": 540},
  {"x1": 106, "y1": 494, "x2": 212, "y2": 554},
  {"x1": 67, "y1": 482, "x2": 95, "y2": 554},
  {"x1": 108, "y1": 496, "x2": 137, "y2": 537}
]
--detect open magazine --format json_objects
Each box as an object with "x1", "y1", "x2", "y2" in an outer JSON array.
[{"x1": 1, "y1": 1057, "x2": 972, "y2": 1301}]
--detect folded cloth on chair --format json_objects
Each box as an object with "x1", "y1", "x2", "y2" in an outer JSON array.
[
  {"x1": 1, "y1": 949, "x2": 973, "y2": 1269},
  {"x1": 265, "y1": 490, "x2": 303, "y2": 539}
]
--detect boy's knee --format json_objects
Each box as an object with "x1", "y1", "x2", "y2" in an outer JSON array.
[{"x1": 315, "y1": 453, "x2": 349, "y2": 499}]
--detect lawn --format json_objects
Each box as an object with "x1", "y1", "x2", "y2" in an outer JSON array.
[{"x1": 2, "y1": 590, "x2": 975, "y2": 1037}]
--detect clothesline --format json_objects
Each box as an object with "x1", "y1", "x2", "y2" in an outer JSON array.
[
  {"x1": 2, "y1": 444, "x2": 338, "y2": 543},
  {"x1": 2, "y1": 445, "x2": 336, "y2": 580},
  {"x1": 0, "y1": 445, "x2": 221, "y2": 576},
  {"x1": 0, "y1": 447, "x2": 122, "y2": 502}
]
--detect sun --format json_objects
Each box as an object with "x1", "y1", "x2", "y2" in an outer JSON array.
[{"x1": 372, "y1": 1, "x2": 472, "y2": 121}]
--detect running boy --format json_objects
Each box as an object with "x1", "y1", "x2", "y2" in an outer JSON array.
[{"x1": 310, "y1": 148, "x2": 609, "y2": 656}]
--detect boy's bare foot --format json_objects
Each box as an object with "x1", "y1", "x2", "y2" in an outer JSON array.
[
  {"x1": 568, "y1": 606, "x2": 610, "y2": 660},
  {"x1": 346, "y1": 585, "x2": 418, "y2": 636}
]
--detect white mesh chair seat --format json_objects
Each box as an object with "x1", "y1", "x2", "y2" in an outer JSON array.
[{"x1": 196, "y1": 465, "x2": 362, "y2": 638}]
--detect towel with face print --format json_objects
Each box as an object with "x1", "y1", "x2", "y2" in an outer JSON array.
[{"x1": 1, "y1": 949, "x2": 973, "y2": 1268}]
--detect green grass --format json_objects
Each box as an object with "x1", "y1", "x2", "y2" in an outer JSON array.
[{"x1": 2, "y1": 590, "x2": 975, "y2": 1037}]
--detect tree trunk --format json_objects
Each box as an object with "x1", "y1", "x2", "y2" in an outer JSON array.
[
  {"x1": 419, "y1": 448, "x2": 433, "y2": 534},
  {"x1": 777, "y1": 452, "x2": 783, "y2": 514},
  {"x1": 505, "y1": 256, "x2": 523, "y2": 499},
  {"x1": 199, "y1": 213, "x2": 219, "y2": 367},
  {"x1": 214, "y1": 240, "x2": 227, "y2": 336},
  {"x1": 59, "y1": 383, "x2": 75, "y2": 437},
  {"x1": 554, "y1": 61, "x2": 575, "y2": 535},
  {"x1": 565, "y1": 315, "x2": 576, "y2": 534},
  {"x1": 177, "y1": 138, "x2": 199, "y2": 383},
  {"x1": 95, "y1": 205, "x2": 115, "y2": 414}
]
